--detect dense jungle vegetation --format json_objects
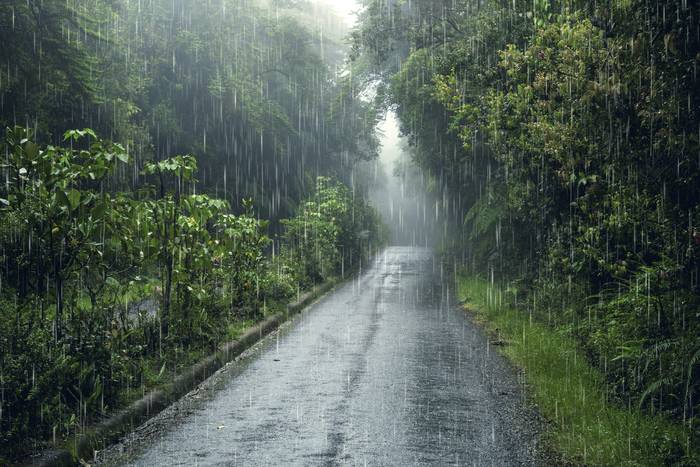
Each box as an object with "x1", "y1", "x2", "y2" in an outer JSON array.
[
  {"x1": 0, "y1": 0, "x2": 384, "y2": 461},
  {"x1": 352, "y1": 0, "x2": 700, "y2": 463}
]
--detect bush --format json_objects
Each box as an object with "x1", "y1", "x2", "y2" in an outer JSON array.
[{"x1": 281, "y1": 176, "x2": 383, "y2": 285}]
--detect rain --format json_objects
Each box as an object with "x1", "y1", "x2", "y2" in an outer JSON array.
[{"x1": 0, "y1": 0, "x2": 699, "y2": 466}]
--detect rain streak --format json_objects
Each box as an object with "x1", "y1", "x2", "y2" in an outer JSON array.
[{"x1": 0, "y1": 0, "x2": 698, "y2": 466}]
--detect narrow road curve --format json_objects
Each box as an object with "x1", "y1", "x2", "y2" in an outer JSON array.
[{"x1": 104, "y1": 247, "x2": 541, "y2": 466}]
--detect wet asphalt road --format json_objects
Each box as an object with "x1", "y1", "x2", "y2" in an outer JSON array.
[{"x1": 108, "y1": 247, "x2": 541, "y2": 466}]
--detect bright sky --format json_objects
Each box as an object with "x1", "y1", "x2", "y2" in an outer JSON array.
[{"x1": 326, "y1": 0, "x2": 362, "y2": 26}]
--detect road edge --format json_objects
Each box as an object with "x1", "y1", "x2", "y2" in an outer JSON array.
[{"x1": 25, "y1": 279, "x2": 339, "y2": 467}]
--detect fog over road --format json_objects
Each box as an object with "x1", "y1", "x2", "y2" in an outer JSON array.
[{"x1": 104, "y1": 247, "x2": 541, "y2": 466}]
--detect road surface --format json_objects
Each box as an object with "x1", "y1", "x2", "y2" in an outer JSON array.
[{"x1": 101, "y1": 247, "x2": 542, "y2": 466}]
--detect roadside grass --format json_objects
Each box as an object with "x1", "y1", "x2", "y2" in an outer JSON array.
[
  {"x1": 457, "y1": 274, "x2": 693, "y2": 466},
  {"x1": 226, "y1": 318, "x2": 257, "y2": 341}
]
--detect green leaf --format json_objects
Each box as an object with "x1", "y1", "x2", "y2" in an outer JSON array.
[
  {"x1": 63, "y1": 129, "x2": 79, "y2": 141},
  {"x1": 0, "y1": 198, "x2": 9, "y2": 206},
  {"x1": 91, "y1": 201, "x2": 107, "y2": 219},
  {"x1": 67, "y1": 189, "x2": 81, "y2": 211},
  {"x1": 24, "y1": 141, "x2": 39, "y2": 160},
  {"x1": 83, "y1": 128, "x2": 97, "y2": 139},
  {"x1": 116, "y1": 151, "x2": 129, "y2": 163},
  {"x1": 56, "y1": 190, "x2": 71, "y2": 210}
]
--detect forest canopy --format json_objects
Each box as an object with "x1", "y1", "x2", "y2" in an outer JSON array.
[{"x1": 0, "y1": 0, "x2": 379, "y2": 218}]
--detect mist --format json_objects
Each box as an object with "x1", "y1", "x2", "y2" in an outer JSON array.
[{"x1": 368, "y1": 111, "x2": 439, "y2": 247}]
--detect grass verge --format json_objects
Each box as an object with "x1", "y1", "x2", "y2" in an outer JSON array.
[{"x1": 457, "y1": 274, "x2": 694, "y2": 466}]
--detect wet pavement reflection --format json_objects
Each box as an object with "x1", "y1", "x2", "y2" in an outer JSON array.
[{"x1": 122, "y1": 247, "x2": 538, "y2": 466}]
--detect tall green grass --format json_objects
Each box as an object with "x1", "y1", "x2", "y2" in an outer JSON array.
[{"x1": 457, "y1": 274, "x2": 693, "y2": 466}]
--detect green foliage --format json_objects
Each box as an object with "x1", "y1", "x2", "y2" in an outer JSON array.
[
  {"x1": 216, "y1": 202, "x2": 271, "y2": 316},
  {"x1": 355, "y1": 0, "x2": 700, "y2": 462},
  {"x1": 282, "y1": 176, "x2": 384, "y2": 286},
  {"x1": 0, "y1": 1, "x2": 109, "y2": 136},
  {"x1": 0, "y1": 126, "x2": 129, "y2": 333},
  {"x1": 458, "y1": 274, "x2": 696, "y2": 466},
  {"x1": 0, "y1": 0, "x2": 378, "y2": 220},
  {"x1": 0, "y1": 0, "x2": 382, "y2": 460},
  {"x1": 0, "y1": 128, "x2": 383, "y2": 461},
  {"x1": 0, "y1": 126, "x2": 134, "y2": 456}
]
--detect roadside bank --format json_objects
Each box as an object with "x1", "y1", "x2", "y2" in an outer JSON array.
[{"x1": 457, "y1": 274, "x2": 694, "y2": 466}]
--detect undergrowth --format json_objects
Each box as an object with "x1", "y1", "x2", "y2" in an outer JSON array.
[{"x1": 457, "y1": 274, "x2": 697, "y2": 466}]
